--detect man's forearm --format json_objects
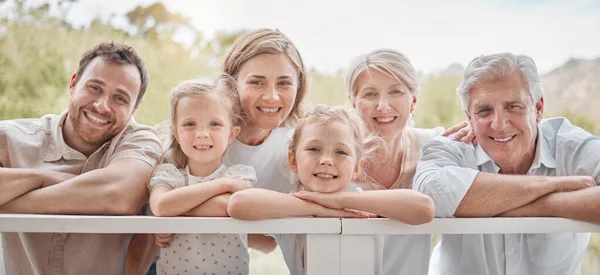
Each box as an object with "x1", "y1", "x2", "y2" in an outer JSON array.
[
  {"x1": 0, "y1": 159, "x2": 151, "y2": 215},
  {"x1": 0, "y1": 168, "x2": 43, "y2": 206},
  {"x1": 455, "y1": 173, "x2": 562, "y2": 217},
  {"x1": 501, "y1": 186, "x2": 600, "y2": 224}
]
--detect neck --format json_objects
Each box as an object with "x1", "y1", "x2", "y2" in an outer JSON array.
[
  {"x1": 237, "y1": 124, "x2": 272, "y2": 146},
  {"x1": 376, "y1": 131, "x2": 405, "y2": 163},
  {"x1": 499, "y1": 137, "x2": 538, "y2": 175},
  {"x1": 63, "y1": 115, "x2": 100, "y2": 157},
  {"x1": 188, "y1": 158, "x2": 222, "y2": 177}
]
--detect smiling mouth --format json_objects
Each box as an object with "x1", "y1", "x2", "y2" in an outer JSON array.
[
  {"x1": 490, "y1": 135, "x2": 516, "y2": 143},
  {"x1": 193, "y1": 145, "x2": 213, "y2": 150},
  {"x1": 257, "y1": 107, "x2": 282, "y2": 115},
  {"x1": 84, "y1": 111, "x2": 110, "y2": 125},
  {"x1": 314, "y1": 173, "x2": 338, "y2": 179},
  {"x1": 373, "y1": 116, "x2": 397, "y2": 123}
]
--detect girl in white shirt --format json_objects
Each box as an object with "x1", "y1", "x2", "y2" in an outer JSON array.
[
  {"x1": 147, "y1": 74, "x2": 257, "y2": 275},
  {"x1": 228, "y1": 105, "x2": 435, "y2": 275}
]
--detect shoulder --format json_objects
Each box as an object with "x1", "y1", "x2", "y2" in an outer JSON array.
[
  {"x1": 422, "y1": 134, "x2": 475, "y2": 159},
  {"x1": 411, "y1": 127, "x2": 444, "y2": 150},
  {"x1": 119, "y1": 119, "x2": 161, "y2": 142},
  {"x1": 540, "y1": 117, "x2": 598, "y2": 154},
  {"x1": 149, "y1": 163, "x2": 186, "y2": 190},
  {"x1": 0, "y1": 115, "x2": 53, "y2": 137}
]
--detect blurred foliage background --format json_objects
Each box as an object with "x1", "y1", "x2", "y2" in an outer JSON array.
[{"x1": 0, "y1": 0, "x2": 598, "y2": 274}]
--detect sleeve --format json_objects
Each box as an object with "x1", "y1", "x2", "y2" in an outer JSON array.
[
  {"x1": 148, "y1": 163, "x2": 185, "y2": 192},
  {"x1": 224, "y1": 165, "x2": 258, "y2": 185},
  {"x1": 412, "y1": 136, "x2": 479, "y2": 218},
  {"x1": 108, "y1": 123, "x2": 162, "y2": 167},
  {"x1": 559, "y1": 126, "x2": 600, "y2": 185}
]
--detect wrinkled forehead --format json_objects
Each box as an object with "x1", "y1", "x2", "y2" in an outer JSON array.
[{"x1": 468, "y1": 75, "x2": 532, "y2": 108}]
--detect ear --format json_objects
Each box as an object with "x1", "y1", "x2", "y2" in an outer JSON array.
[
  {"x1": 229, "y1": 126, "x2": 241, "y2": 144},
  {"x1": 288, "y1": 150, "x2": 299, "y2": 174},
  {"x1": 348, "y1": 94, "x2": 356, "y2": 109},
  {"x1": 69, "y1": 73, "x2": 78, "y2": 96},
  {"x1": 535, "y1": 97, "x2": 544, "y2": 123},
  {"x1": 352, "y1": 159, "x2": 365, "y2": 180},
  {"x1": 465, "y1": 110, "x2": 472, "y2": 121},
  {"x1": 410, "y1": 94, "x2": 417, "y2": 113}
]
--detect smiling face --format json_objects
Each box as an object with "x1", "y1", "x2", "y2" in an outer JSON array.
[
  {"x1": 236, "y1": 53, "x2": 298, "y2": 131},
  {"x1": 289, "y1": 121, "x2": 361, "y2": 193},
  {"x1": 64, "y1": 57, "x2": 141, "y2": 155},
  {"x1": 173, "y1": 95, "x2": 240, "y2": 176},
  {"x1": 352, "y1": 69, "x2": 416, "y2": 139},
  {"x1": 467, "y1": 73, "x2": 543, "y2": 174}
]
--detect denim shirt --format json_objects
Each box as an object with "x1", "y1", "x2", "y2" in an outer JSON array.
[{"x1": 414, "y1": 117, "x2": 600, "y2": 275}]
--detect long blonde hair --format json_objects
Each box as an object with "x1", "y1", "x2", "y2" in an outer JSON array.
[
  {"x1": 164, "y1": 73, "x2": 243, "y2": 169},
  {"x1": 221, "y1": 28, "x2": 307, "y2": 127},
  {"x1": 288, "y1": 105, "x2": 382, "y2": 190}
]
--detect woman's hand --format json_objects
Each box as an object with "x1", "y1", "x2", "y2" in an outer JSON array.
[
  {"x1": 155, "y1": 233, "x2": 174, "y2": 248},
  {"x1": 442, "y1": 121, "x2": 477, "y2": 145}
]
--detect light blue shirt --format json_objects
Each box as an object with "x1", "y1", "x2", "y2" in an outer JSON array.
[{"x1": 414, "y1": 117, "x2": 600, "y2": 275}]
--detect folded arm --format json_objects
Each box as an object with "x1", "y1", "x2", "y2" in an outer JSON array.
[
  {"x1": 414, "y1": 137, "x2": 570, "y2": 217},
  {"x1": 0, "y1": 158, "x2": 153, "y2": 215},
  {"x1": 296, "y1": 189, "x2": 434, "y2": 225}
]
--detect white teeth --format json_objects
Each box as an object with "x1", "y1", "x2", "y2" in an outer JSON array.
[
  {"x1": 493, "y1": 136, "x2": 513, "y2": 142},
  {"x1": 193, "y1": 145, "x2": 212, "y2": 150},
  {"x1": 85, "y1": 112, "x2": 109, "y2": 124},
  {"x1": 258, "y1": 107, "x2": 279, "y2": 114},
  {"x1": 315, "y1": 173, "x2": 334, "y2": 179},
  {"x1": 375, "y1": 117, "x2": 395, "y2": 123}
]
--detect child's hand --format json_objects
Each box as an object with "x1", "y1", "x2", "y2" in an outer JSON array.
[
  {"x1": 293, "y1": 191, "x2": 343, "y2": 209},
  {"x1": 155, "y1": 233, "x2": 174, "y2": 248},
  {"x1": 314, "y1": 206, "x2": 374, "y2": 218},
  {"x1": 222, "y1": 178, "x2": 253, "y2": 193}
]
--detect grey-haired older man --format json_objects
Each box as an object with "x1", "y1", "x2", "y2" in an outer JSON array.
[{"x1": 414, "y1": 53, "x2": 600, "y2": 275}]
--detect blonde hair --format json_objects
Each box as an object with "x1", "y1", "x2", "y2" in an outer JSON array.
[
  {"x1": 345, "y1": 49, "x2": 419, "y2": 98},
  {"x1": 164, "y1": 73, "x2": 243, "y2": 169},
  {"x1": 220, "y1": 28, "x2": 307, "y2": 127},
  {"x1": 288, "y1": 105, "x2": 381, "y2": 189}
]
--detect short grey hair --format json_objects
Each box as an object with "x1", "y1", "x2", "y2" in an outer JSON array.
[
  {"x1": 457, "y1": 53, "x2": 543, "y2": 111},
  {"x1": 345, "y1": 49, "x2": 419, "y2": 98}
]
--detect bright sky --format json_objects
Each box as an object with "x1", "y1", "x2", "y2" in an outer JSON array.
[{"x1": 54, "y1": 0, "x2": 600, "y2": 74}]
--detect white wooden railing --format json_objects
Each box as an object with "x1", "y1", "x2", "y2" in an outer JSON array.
[{"x1": 1, "y1": 214, "x2": 600, "y2": 275}]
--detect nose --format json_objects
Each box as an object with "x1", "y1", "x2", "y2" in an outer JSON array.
[
  {"x1": 262, "y1": 85, "x2": 280, "y2": 102},
  {"x1": 93, "y1": 96, "x2": 110, "y2": 113},
  {"x1": 195, "y1": 127, "x2": 209, "y2": 138},
  {"x1": 319, "y1": 155, "x2": 333, "y2": 167},
  {"x1": 490, "y1": 110, "x2": 509, "y2": 131},
  {"x1": 376, "y1": 96, "x2": 390, "y2": 112}
]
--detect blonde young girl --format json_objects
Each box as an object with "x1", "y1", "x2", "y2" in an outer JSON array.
[
  {"x1": 228, "y1": 105, "x2": 434, "y2": 275},
  {"x1": 147, "y1": 74, "x2": 257, "y2": 275}
]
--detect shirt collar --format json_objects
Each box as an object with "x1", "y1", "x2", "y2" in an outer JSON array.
[
  {"x1": 474, "y1": 126, "x2": 556, "y2": 173},
  {"x1": 185, "y1": 164, "x2": 228, "y2": 184},
  {"x1": 44, "y1": 110, "x2": 87, "y2": 162}
]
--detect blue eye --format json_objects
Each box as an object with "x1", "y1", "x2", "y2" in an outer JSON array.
[
  {"x1": 307, "y1": 147, "x2": 319, "y2": 152},
  {"x1": 183, "y1": 122, "x2": 195, "y2": 127},
  {"x1": 336, "y1": 150, "x2": 348, "y2": 155},
  {"x1": 210, "y1": 121, "x2": 222, "y2": 127},
  {"x1": 391, "y1": 89, "x2": 403, "y2": 94}
]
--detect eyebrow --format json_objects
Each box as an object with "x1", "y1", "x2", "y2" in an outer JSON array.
[
  {"x1": 88, "y1": 79, "x2": 132, "y2": 102},
  {"x1": 248, "y1": 75, "x2": 294, "y2": 80}
]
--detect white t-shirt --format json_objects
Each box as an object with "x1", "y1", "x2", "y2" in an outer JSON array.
[
  {"x1": 148, "y1": 163, "x2": 257, "y2": 275},
  {"x1": 269, "y1": 184, "x2": 363, "y2": 275},
  {"x1": 224, "y1": 127, "x2": 297, "y2": 193}
]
